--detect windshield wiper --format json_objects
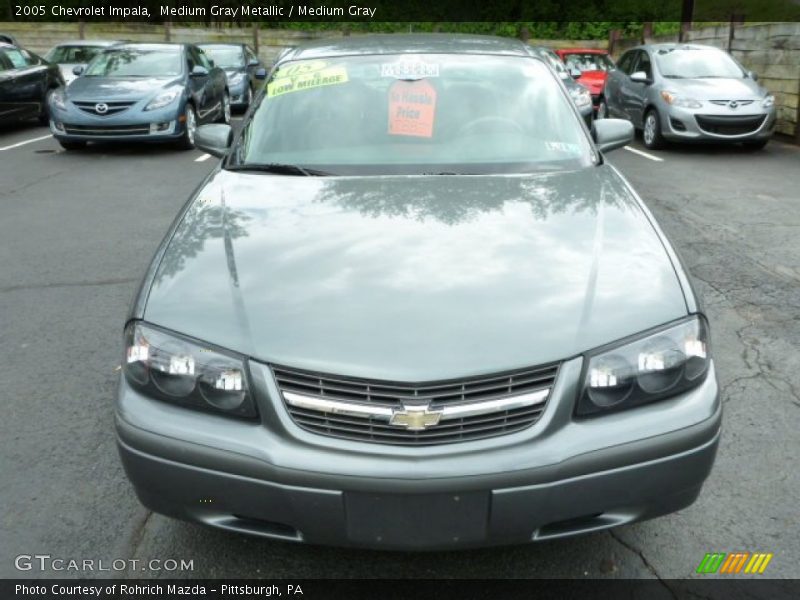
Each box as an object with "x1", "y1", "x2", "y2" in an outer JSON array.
[{"x1": 225, "y1": 163, "x2": 331, "y2": 176}]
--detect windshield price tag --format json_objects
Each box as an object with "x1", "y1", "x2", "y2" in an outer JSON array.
[
  {"x1": 388, "y1": 80, "x2": 437, "y2": 138},
  {"x1": 381, "y1": 61, "x2": 440, "y2": 79}
]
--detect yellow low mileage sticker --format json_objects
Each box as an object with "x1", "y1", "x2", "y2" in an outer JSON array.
[{"x1": 267, "y1": 61, "x2": 349, "y2": 98}]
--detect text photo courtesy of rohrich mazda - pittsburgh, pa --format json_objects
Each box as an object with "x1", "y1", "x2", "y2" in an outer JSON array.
[{"x1": 1, "y1": 2, "x2": 799, "y2": 596}]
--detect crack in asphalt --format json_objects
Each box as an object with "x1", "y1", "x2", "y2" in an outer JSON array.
[
  {"x1": 608, "y1": 530, "x2": 679, "y2": 597},
  {"x1": 119, "y1": 508, "x2": 154, "y2": 578},
  {"x1": 0, "y1": 169, "x2": 66, "y2": 198},
  {"x1": 0, "y1": 277, "x2": 139, "y2": 293}
]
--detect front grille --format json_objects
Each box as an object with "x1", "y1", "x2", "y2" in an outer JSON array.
[
  {"x1": 62, "y1": 123, "x2": 150, "y2": 136},
  {"x1": 274, "y1": 363, "x2": 558, "y2": 446},
  {"x1": 72, "y1": 100, "x2": 136, "y2": 116},
  {"x1": 708, "y1": 99, "x2": 755, "y2": 108},
  {"x1": 695, "y1": 114, "x2": 766, "y2": 136}
]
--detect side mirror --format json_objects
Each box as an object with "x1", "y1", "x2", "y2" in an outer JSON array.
[
  {"x1": 195, "y1": 124, "x2": 233, "y2": 158},
  {"x1": 630, "y1": 71, "x2": 650, "y2": 84},
  {"x1": 72, "y1": 65, "x2": 84, "y2": 76},
  {"x1": 594, "y1": 118, "x2": 634, "y2": 153},
  {"x1": 190, "y1": 65, "x2": 209, "y2": 78},
  {"x1": 247, "y1": 58, "x2": 260, "y2": 67},
  {"x1": 569, "y1": 67, "x2": 582, "y2": 79},
  {"x1": 254, "y1": 67, "x2": 267, "y2": 80},
  {"x1": 747, "y1": 70, "x2": 758, "y2": 81}
]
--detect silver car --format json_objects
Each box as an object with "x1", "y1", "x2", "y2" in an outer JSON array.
[
  {"x1": 604, "y1": 43, "x2": 776, "y2": 150},
  {"x1": 44, "y1": 40, "x2": 122, "y2": 85}
]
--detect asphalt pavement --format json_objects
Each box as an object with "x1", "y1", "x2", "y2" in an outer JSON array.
[{"x1": 1, "y1": 121, "x2": 798, "y2": 584}]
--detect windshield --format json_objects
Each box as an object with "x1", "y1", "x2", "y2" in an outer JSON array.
[
  {"x1": 539, "y1": 50, "x2": 569, "y2": 79},
  {"x1": 199, "y1": 45, "x2": 244, "y2": 68},
  {"x1": 232, "y1": 54, "x2": 594, "y2": 175},
  {"x1": 84, "y1": 48, "x2": 182, "y2": 77},
  {"x1": 655, "y1": 48, "x2": 745, "y2": 79},
  {"x1": 563, "y1": 53, "x2": 614, "y2": 72},
  {"x1": 45, "y1": 45, "x2": 106, "y2": 64}
]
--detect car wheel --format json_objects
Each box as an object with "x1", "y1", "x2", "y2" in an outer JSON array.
[
  {"x1": 177, "y1": 104, "x2": 197, "y2": 150},
  {"x1": 218, "y1": 92, "x2": 231, "y2": 124},
  {"x1": 642, "y1": 109, "x2": 665, "y2": 150},
  {"x1": 244, "y1": 86, "x2": 253, "y2": 108},
  {"x1": 58, "y1": 139, "x2": 86, "y2": 151},
  {"x1": 597, "y1": 98, "x2": 608, "y2": 119},
  {"x1": 742, "y1": 139, "x2": 768, "y2": 151}
]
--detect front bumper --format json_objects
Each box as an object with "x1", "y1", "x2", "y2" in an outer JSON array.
[
  {"x1": 661, "y1": 103, "x2": 776, "y2": 143},
  {"x1": 116, "y1": 357, "x2": 721, "y2": 550},
  {"x1": 49, "y1": 101, "x2": 186, "y2": 143}
]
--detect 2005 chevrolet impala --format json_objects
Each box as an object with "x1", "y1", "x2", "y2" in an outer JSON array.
[{"x1": 117, "y1": 35, "x2": 721, "y2": 550}]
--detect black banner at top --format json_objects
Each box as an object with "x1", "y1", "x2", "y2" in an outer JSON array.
[{"x1": 3, "y1": 0, "x2": 800, "y2": 22}]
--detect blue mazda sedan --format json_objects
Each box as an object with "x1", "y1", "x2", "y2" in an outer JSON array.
[{"x1": 48, "y1": 42, "x2": 229, "y2": 150}]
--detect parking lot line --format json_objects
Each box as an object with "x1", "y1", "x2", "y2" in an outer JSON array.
[
  {"x1": 0, "y1": 134, "x2": 53, "y2": 152},
  {"x1": 194, "y1": 153, "x2": 211, "y2": 162},
  {"x1": 623, "y1": 146, "x2": 664, "y2": 162}
]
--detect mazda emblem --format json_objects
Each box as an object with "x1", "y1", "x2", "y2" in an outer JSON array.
[{"x1": 95, "y1": 103, "x2": 109, "y2": 114}]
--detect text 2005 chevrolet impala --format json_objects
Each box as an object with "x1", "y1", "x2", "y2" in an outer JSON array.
[{"x1": 117, "y1": 35, "x2": 721, "y2": 550}]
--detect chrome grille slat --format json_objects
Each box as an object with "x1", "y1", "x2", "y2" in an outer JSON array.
[{"x1": 274, "y1": 363, "x2": 558, "y2": 446}]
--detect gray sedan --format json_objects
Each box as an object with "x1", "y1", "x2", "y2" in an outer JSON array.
[
  {"x1": 44, "y1": 40, "x2": 122, "y2": 85},
  {"x1": 116, "y1": 34, "x2": 720, "y2": 550},
  {"x1": 49, "y1": 43, "x2": 230, "y2": 150},
  {"x1": 604, "y1": 43, "x2": 776, "y2": 149}
]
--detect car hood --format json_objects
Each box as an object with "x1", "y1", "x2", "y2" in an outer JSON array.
[
  {"x1": 577, "y1": 70, "x2": 607, "y2": 83},
  {"x1": 666, "y1": 77, "x2": 765, "y2": 100},
  {"x1": 143, "y1": 166, "x2": 689, "y2": 381},
  {"x1": 65, "y1": 75, "x2": 181, "y2": 101}
]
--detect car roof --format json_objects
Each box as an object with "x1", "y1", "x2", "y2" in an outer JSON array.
[
  {"x1": 637, "y1": 43, "x2": 723, "y2": 53},
  {"x1": 556, "y1": 48, "x2": 609, "y2": 55},
  {"x1": 51, "y1": 40, "x2": 122, "y2": 47},
  {"x1": 197, "y1": 42, "x2": 245, "y2": 47},
  {"x1": 282, "y1": 34, "x2": 534, "y2": 62},
  {"x1": 113, "y1": 42, "x2": 187, "y2": 51}
]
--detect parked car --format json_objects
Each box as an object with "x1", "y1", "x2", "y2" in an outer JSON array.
[
  {"x1": 48, "y1": 42, "x2": 230, "y2": 150},
  {"x1": 0, "y1": 41, "x2": 64, "y2": 125},
  {"x1": 117, "y1": 34, "x2": 720, "y2": 550},
  {"x1": 604, "y1": 43, "x2": 776, "y2": 150},
  {"x1": 0, "y1": 33, "x2": 18, "y2": 45},
  {"x1": 44, "y1": 40, "x2": 122, "y2": 85},
  {"x1": 197, "y1": 43, "x2": 265, "y2": 110},
  {"x1": 531, "y1": 46, "x2": 593, "y2": 127},
  {"x1": 556, "y1": 48, "x2": 615, "y2": 115}
]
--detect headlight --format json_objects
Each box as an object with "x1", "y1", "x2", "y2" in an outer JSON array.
[
  {"x1": 123, "y1": 321, "x2": 258, "y2": 419},
  {"x1": 762, "y1": 94, "x2": 774, "y2": 108},
  {"x1": 51, "y1": 90, "x2": 67, "y2": 111},
  {"x1": 569, "y1": 86, "x2": 592, "y2": 109},
  {"x1": 144, "y1": 90, "x2": 180, "y2": 111},
  {"x1": 660, "y1": 90, "x2": 702, "y2": 109},
  {"x1": 577, "y1": 316, "x2": 710, "y2": 417}
]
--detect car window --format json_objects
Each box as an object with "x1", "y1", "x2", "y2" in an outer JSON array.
[
  {"x1": 616, "y1": 51, "x2": 634, "y2": 75},
  {"x1": 0, "y1": 51, "x2": 13, "y2": 71},
  {"x1": 539, "y1": 49, "x2": 569, "y2": 79},
  {"x1": 200, "y1": 45, "x2": 244, "y2": 68},
  {"x1": 245, "y1": 47, "x2": 257, "y2": 63},
  {"x1": 655, "y1": 47, "x2": 746, "y2": 79},
  {"x1": 635, "y1": 51, "x2": 652, "y2": 78},
  {"x1": 45, "y1": 45, "x2": 105, "y2": 64},
  {"x1": 563, "y1": 52, "x2": 614, "y2": 73},
  {"x1": 2, "y1": 47, "x2": 33, "y2": 68},
  {"x1": 234, "y1": 53, "x2": 596, "y2": 176},
  {"x1": 194, "y1": 47, "x2": 212, "y2": 70},
  {"x1": 84, "y1": 48, "x2": 183, "y2": 77}
]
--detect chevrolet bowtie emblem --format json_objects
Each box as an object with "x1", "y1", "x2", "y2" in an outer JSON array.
[{"x1": 389, "y1": 403, "x2": 442, "y2": 431}]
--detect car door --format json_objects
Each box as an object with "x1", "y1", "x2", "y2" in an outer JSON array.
[
  {"x1": 0, "y1": 47, "x2": 48, "y2": 121},
  {"x1": 627, "y1": 50, "x2": 653, "y2": 127},
  {"x1": 604, "y1": 50, "x2": 634, "y2": 118},
  {"x1": 186, "y1": 46, "x2": 213, "y2": 122}
]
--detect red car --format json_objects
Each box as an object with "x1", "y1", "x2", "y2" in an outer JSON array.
[{"x1": 555, "y1": 48, "x2": 616, "y2": 117}]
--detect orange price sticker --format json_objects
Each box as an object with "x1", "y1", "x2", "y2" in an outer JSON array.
[{"x1": 388, "y1": 79, "x2": 437, "y2": 138}]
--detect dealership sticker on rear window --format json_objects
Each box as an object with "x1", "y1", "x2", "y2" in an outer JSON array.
[
  {"x1": 267, "y1": 61, "x2": 349, "y2": 98},
  {"x1": 388, "y1": 79, "x2": 437, "y2": 138},
  {"x1": 381, "y1": 60, "x2": 440, "y2": 79}
]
